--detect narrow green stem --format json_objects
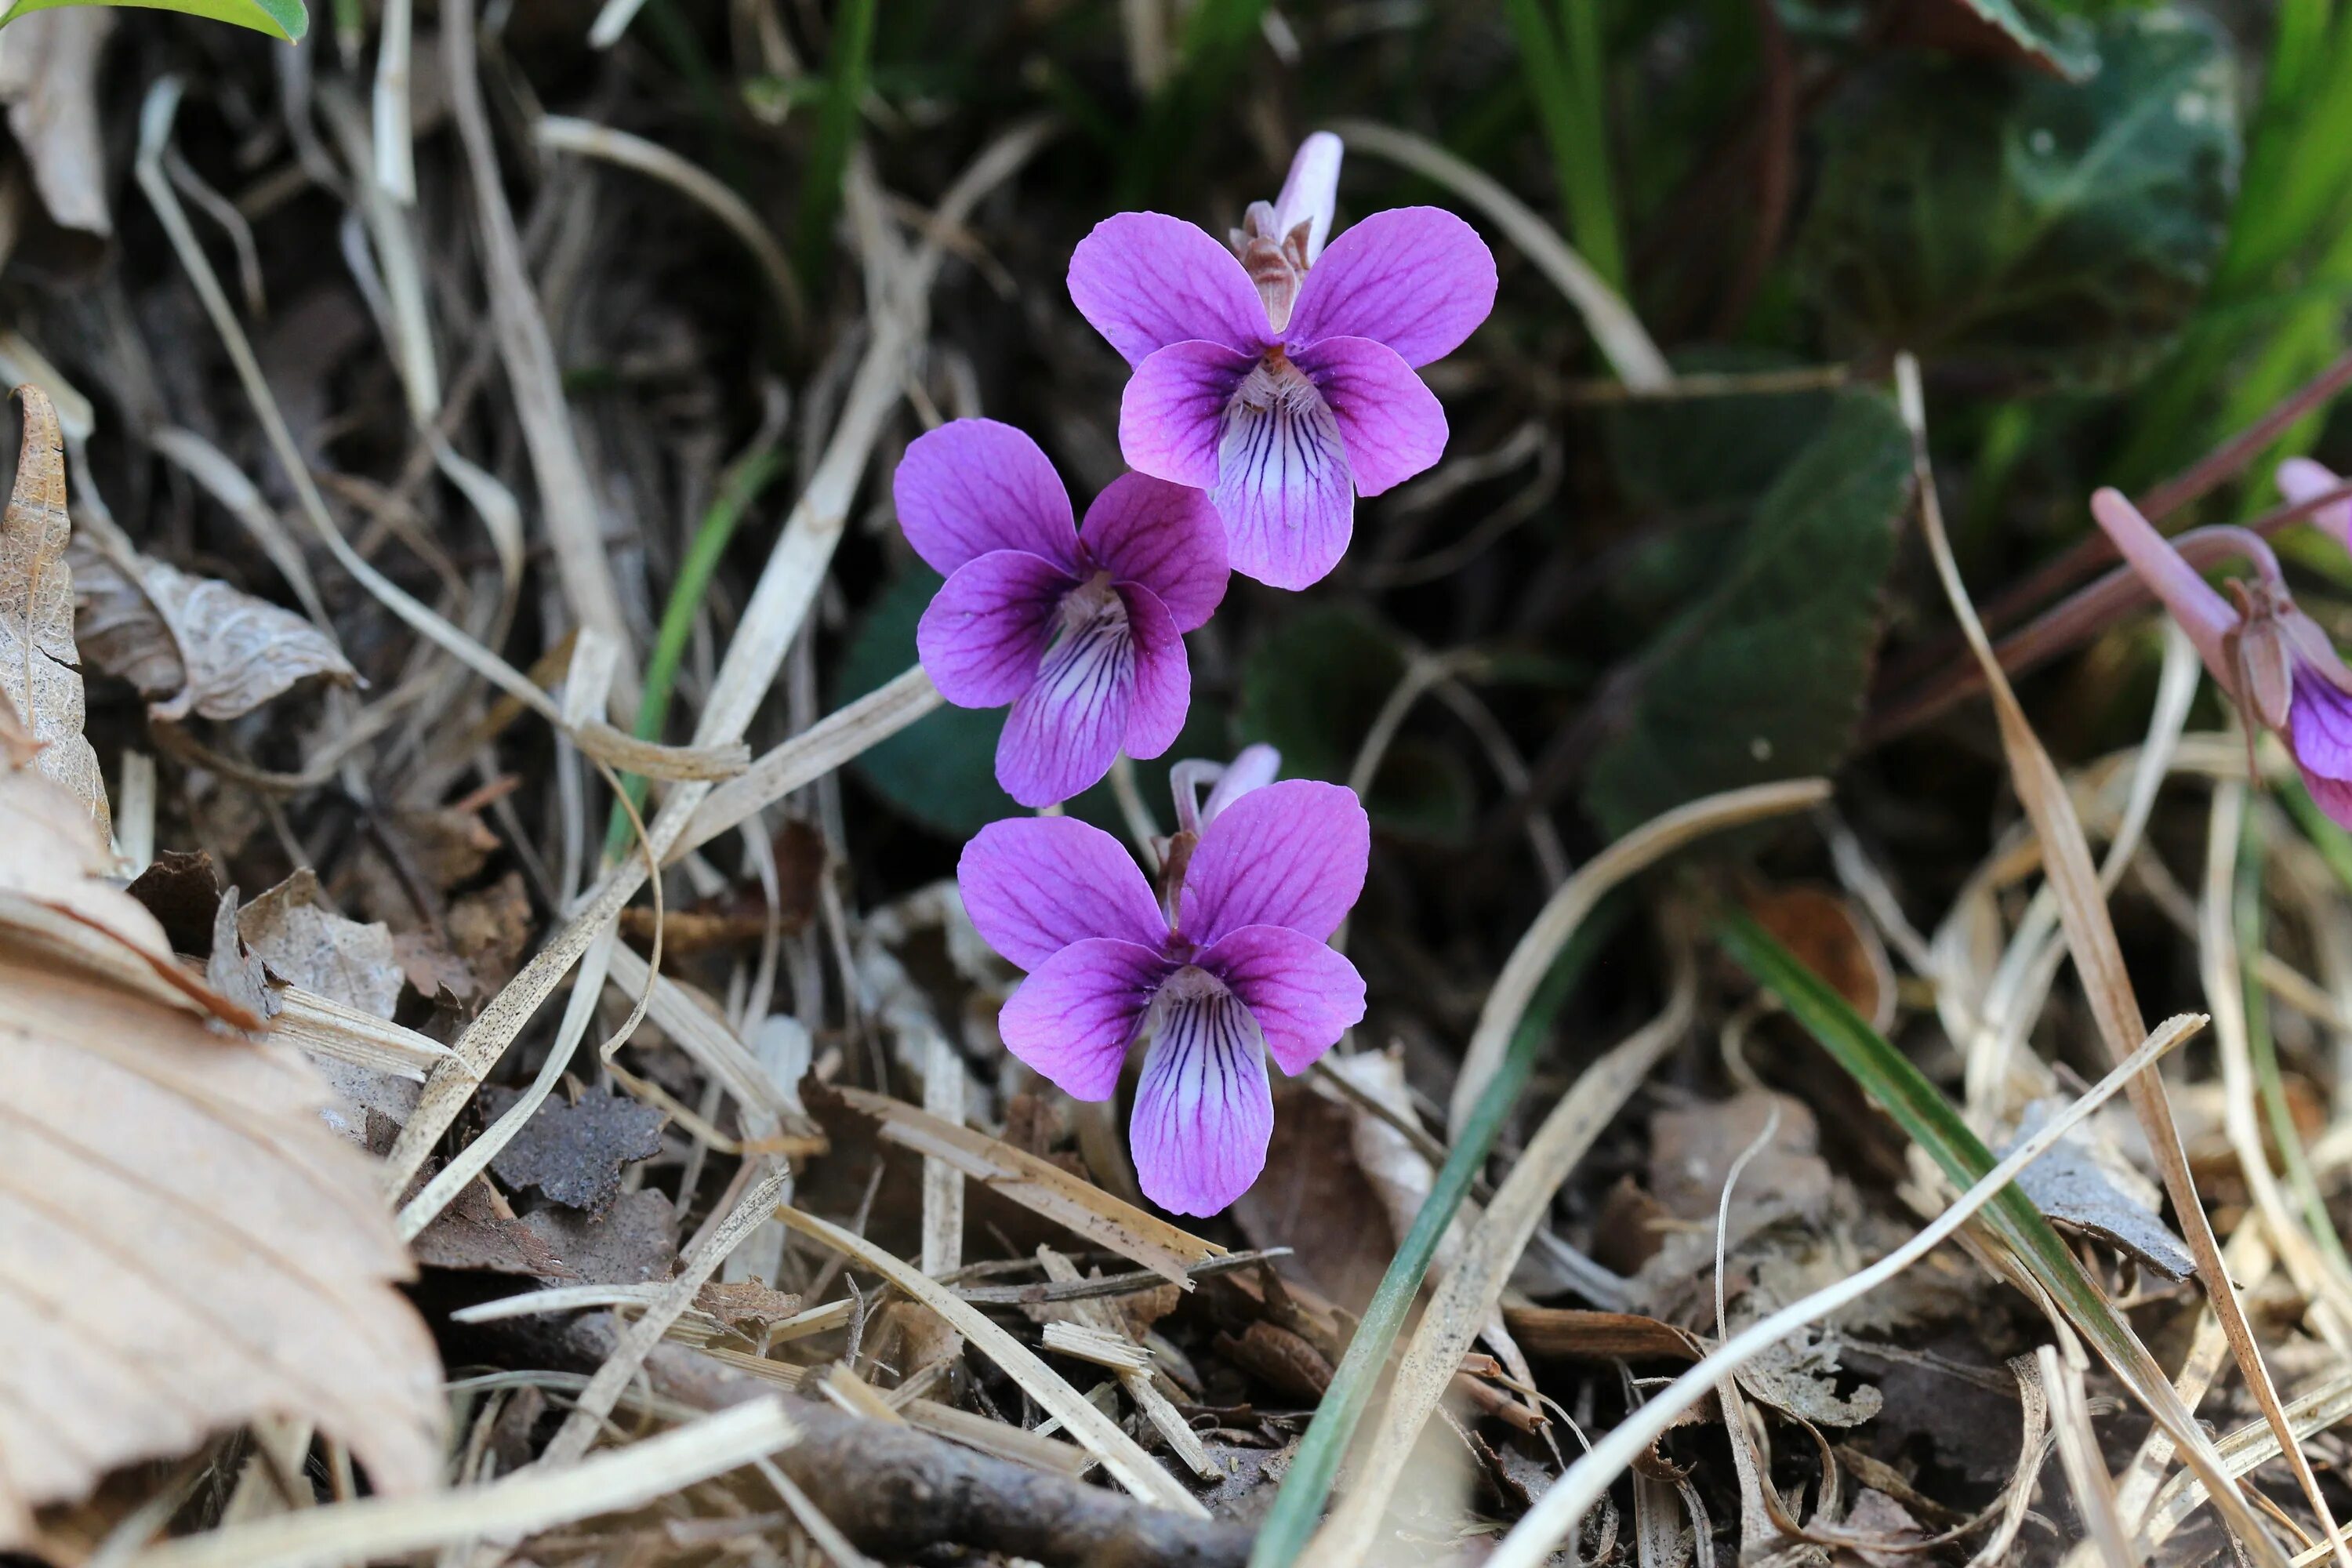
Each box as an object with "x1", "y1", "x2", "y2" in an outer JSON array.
[
  {"x1": 603, "y1": 451, "x2": 789, "y2": 861},
  {"x1": 1504, "y1": 0, "x2": 1625, "y2": 295},
  {"x1": 794, "y1": 0, "x2": 879, "y2": 289},
  {"x1": 1247, "y1": 902, "x2": 1620, "y2": 1567}
]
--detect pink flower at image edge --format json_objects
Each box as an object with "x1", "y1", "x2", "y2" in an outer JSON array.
[
  {"x1": 1067, "y1": 134, "x2": 1497, "y2": 590},
  {"x1": 895, "y1": 418, "x2": 1229, "y2": 808},
  {"x1": 957, "y1": 779, "x2": 1370, "y2": 1216}
]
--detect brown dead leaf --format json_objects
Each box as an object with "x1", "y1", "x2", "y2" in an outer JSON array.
[
  {"x1": 1231, "y1": 1083, "x2": 1393, "y2": 1315},
  {"x1": 238, "y1": 868, "x2": 403, "y2": 1019},
  {"x1": 0, "y1": 760, "x2": 442, "y2": 1536},
  {"x1": 695, "y1": 1279, "x2": 804, "y2": 1335},
  {"x1": 2002, "y1": 1096, "x2": 2194, "y2": 1279},
  {"x1": 448, "y1": 870, "x2": 532, "y2": 994},
  {"x1": 0, "y1": 386, "x2": 105, "y2": 835},
  {"x1": 74, "y1": 546, "x2": 357, "y2": 722},
  {"x1": 0, "y1": 11, "x2": 114, "y2": 238},
  {"x1": 393, "y1": 930, "x2": 477, "y2": 1001},
  {"x1": 519, "y1": 1188, "x2": 679, "y2": 1284},
  {"x1": 0, "y1": 768, "x2": 248, "y2": 1024},
  {"x1": 124, "y1": 848, "x2": 223, "y2": 956},
  {"x1": 484, "y1": 1085, "x2": 667, "y2": 1212},
  {"x1": 412, "y1": 1174, "x2": 576, "y2": 1278},
  {"x1": 1648, "y1": 1091, "x2": 1831, "y2": 1226},
  {"x1": 206, "y1": 884, "x2": 274, "y2": 1023},
  {"x1": 1743, "y1": 884, "x2": 1895, "y2": 1031}
]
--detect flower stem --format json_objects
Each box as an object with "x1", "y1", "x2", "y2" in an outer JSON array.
[{"x1": 1247, "y1": 896, "x2": 1622, "y2": 1568}]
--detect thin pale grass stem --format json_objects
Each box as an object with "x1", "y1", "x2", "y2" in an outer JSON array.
[
  {"x1": 1897, "y1": 352, "x2": 2338, "y2": 1568},
  {"x1": 1486, "y1": 1011, "x2": 2205, "y2": 1568}
]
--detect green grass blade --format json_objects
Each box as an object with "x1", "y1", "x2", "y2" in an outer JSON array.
[
  {"x1": 793, "y1": 0, "x2": 877, "y2": 289},
  {"x1": 1714, "y1": 909, "x2": 2180, "y2": 1370},
  {"x1": 1503, "y1": 0, "x2": 1625, "y2": 292},
  {"x1": 604, "y1": 451, "x2": 789, "y2": 860},
  {"x1": 1247, "y1": 900, "x2": 1621, "y2": 1568},
  {"x1": 0, "y1": 0, "x2": 307, "y2": 39}
]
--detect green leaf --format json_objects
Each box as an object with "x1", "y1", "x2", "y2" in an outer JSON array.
[
  {"x1": 1583, "y1": 390, "x2": 1913, "y2": 838},
  {"x1": 1236, "y1": 606, "x2": 1473, "y2": 843},
  {"x1": 833, "y1": 569, "x2": 1226, "y2": 840},
  {"x1": 1917, "y1": 0, "x2": 2099, "y2": 79},
  {"x1": 793, "y1": 0, "x2": 877, "y2": 288},
  {"x1": 1603, "y1": 347, "x2": 1838, "y2": 510},
  {"x1": 1798, "y1": 7, "x2": 2239, "y2": 390},
  {"x1": 0, "y1": 0, "x2": 306, "y2": 38}
]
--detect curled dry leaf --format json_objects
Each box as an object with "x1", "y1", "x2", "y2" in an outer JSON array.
[
  {"x1": 0, "y1": 11, "x2": 114, "y2": 238},
  {"x1": 238, "y1": 868, "x2": 404, "y2": 1020},
  {"x1": 74, "y1": 546, "x2": 358, "y2": 722},
  {"x1": 0, "y1": 753, "x2": 443, "y2": 1537},
  {"x1": 0, "y1": 386, "x2": 106, "y2": 837}
]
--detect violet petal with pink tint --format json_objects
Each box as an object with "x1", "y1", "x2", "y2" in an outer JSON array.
[
  {"x1": 1291, "y1": 335, "x2": 1448, "y2": 496},
  {"x1": 1286, "y1": 207, "x2": 1497, "y2": 368},
  {"x1": 1200, "y1": 923, "x2": 1365, "y2": 1076},
  {"x1": 1211, "y1": 358, "x2": 1353, "y2": 590},
  {"x1": 2292, "y1": 664, "x2": 2352, "y2": 806},
  {"x1": 1080, "y1": 470, "x2": 1230, "y2": 631},
  {"x1": 1200, "y1": 743, "x2": 1281, "y2": 826},
  {"x1": 1116, "y1": 586, "x2": 1191, "y2": 762},
  {"x1": 915, "y1": 550, "x2": 1071, "y2": 709},
  {"x1": 894, "y1": 419, "x2": 1078, "y2": 576},
  {"x1": 1273, "y1": 132, "x2": 1344, "y2": 263},
  {"x1": 1068, "y1": 213, "x2": 1270, "y2": 366},
  {"x1": 1119, "y1": 340, "x2": 1257, "y2": 495},
  {"x1": 1179, "y1": 779, "x2": 1370, "y2": 946},
  {"x1": 997, "y1": 591, "x2": 1142, "y2": 806},
  {"x1": 956, "y1": 816, "x2": 1164, "y2": 971},
  {"x1": 2279, "y1": 456, "x2": 2352, "y2": 550},
  {"x1": 998, "y1": 938, "x2": 1172, "y2": 1100},
  {"x1": 1129, "y1": 972, "x2": 1274, "y2": 1216}
]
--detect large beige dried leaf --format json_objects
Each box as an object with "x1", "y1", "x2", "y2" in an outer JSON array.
[
  {"x1": 0, "y1": 387, "x2": 106, "y2": 837},
  {"x1": 74, "y1": 547, "x2": 357, "y2": 722},
  {"x1": 238, "y1": 869, "x2": 403, "y2": 1020},
  {"x1": 0, "y1": 766, "x2": 443, "y2": 1541}
]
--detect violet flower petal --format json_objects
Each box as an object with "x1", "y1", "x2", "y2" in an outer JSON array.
[
  {"x1": 2089, "y1": 487, "x2": 2238, "y2": 690},
  {"x1": 1116, "y1": 584, "x2": 1191, "y2": 762},
  {"x1": 1290, "y1": 334, "x2": 1448, "y2": 496},
  {"x1": 996, "y1": 590, "x2": 1144, "y2": 806},
  {"x1": 1200, "y1": 922, "x2": 1365, "y2": 1076},
  {"x1": 2279, "y1": 456, "x2": 2352, "y2": 551},
  {"x1": 1200, "y1": 743, "x2": 1281, "y2": 826},
  {"x1": 1120, "y1": 339, "x2": 1258, "y2": 494},
  {"x1": 894, "y1": 419, "x2": 1079, "y2": 576},
  {"x1": 2292, "y1": 664, "x2": 2352, "y2": 829},
  {"x1": 956, "y1": 816, "x2": 1165, "y2": 970},
  {"x1": 1286, "y1": 207, "x2": 1497, "y2": 368},
  {"x1": 1068, "y1": 213, "x2": 1269, "y2": 367},
  {"x1": 1129, "y1": 971, "x2": 1275, "y2": 1216},
  {"x1": 1211, "y1": 358, "x2": 1353, "y2": 590},
  {"x1": 915, "y1": 550, "x2": 1072, "y2": 709},
  {"x1": 1179, "y1": 779, "x2": 1370, "y2": 946},
  {"x1": 1079, "y1": 471, "x2": 1230, "y2": 632},
  {"x1": 998, "y1": 937, "x2": 1172, "y2": 1100},
  {"x1": 1273, "y1": 132, "x2": 1344, "y2": 264}
]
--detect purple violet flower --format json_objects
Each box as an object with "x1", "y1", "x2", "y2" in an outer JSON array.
[
  {"x1": 895, "y1": 418, "x2": 1229, "y2": 808},
  {"x1": 1067, "y1": 132, "x2": 1497, "y2": 590},
  {"x1": 958, "y1": 771, "x2": 1370, "y2": 1216},
  {"x1": 2091, "y1": 482, "x2": 2352, "y2": 823}
]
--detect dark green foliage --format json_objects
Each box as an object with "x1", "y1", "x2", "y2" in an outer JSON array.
[
  {"x1": 1584, "y1": 391, "x2": 1915, "y2": 836},
  {"x1": 1236, "y1": 606, "x2": 1475, "y2": 843},
  {"x1": 1799, "y1": 9, "x2": 2238, "y2": 390}
]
